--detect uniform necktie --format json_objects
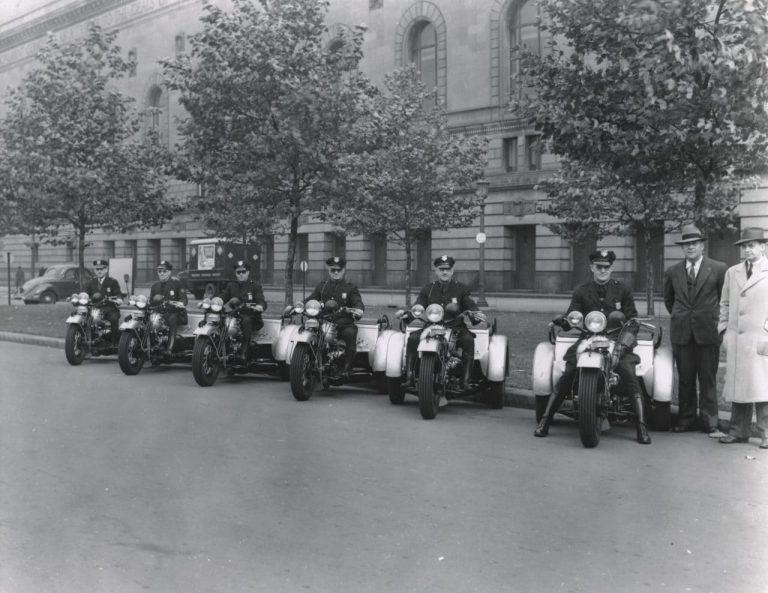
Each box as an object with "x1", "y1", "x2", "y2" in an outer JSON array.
[{"x1": 746, "y1": 261, "x2": 752, "y2": 279}]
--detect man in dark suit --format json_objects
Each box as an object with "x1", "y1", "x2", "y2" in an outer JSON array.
[
  {"x1": 534, "y1": 249, "x2": 650, "y2": 444},
  {"x1": 305, "y1": 256, "x2": 364, "y2": 378},
  {"x1": 85, "y1": 259, "x2": 124, "y2": 342},
  {"x1": 663, "y1": 224, "x2": 727, "y2": 434}
]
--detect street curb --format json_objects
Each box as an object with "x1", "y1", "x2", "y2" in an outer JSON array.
[{"x1": 0, "y1": 331, "x2": 64, "y2": 349}]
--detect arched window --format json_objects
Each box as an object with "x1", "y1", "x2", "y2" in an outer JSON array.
[
  {"x1": 143, "y1": 82, "x2": 169, "y2": 147},
  {"x1": 409, "y1": 21, "x2": 437, "y2": 92},
  {"x1": 507, "y1": 0, "x2": 544, "y2": 102}
]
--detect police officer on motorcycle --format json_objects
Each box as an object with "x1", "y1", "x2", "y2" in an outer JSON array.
[
  {"x1": 534, "y1": 249, "x2": 651, "y2": 444},
  {"x1": 85, "y1": 258, "x2": 124, "y2": 342},
  {"x1": 402, "y1": 255, "x2": 485, "y2": 393},
  {"x1": 149, "y1": 260, "x2": 188, "y2": 347},
  {"x1": 304, "y1": 256, "x2": 364, "y2": 379},
  {"x1": 219, "y1": 260, "x2": 266, "y2": 362}
]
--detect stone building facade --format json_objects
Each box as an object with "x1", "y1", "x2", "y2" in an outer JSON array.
[{"x1": 0, "y1": 0, "x2": 765, "y2": 293}]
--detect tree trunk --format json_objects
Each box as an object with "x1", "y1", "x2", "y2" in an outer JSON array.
[
  {"x1": 283, "y1": 213, "x2": 298, "y2": 307},
  {"x1": 404, "y1": 229, "x2": 412, "y2": 308},
  {"x1": 643, "y1": 227, "x2": 655, "y2": 317},
  {"x1": 77, "y1": 227, "x2": 86, "y2": 292}
]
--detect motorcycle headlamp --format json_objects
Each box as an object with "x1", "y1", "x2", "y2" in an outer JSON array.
[
  {"x1": 425, "y1": 304, "x2": 444, "y2": 323},
  {"x1": 293, "y1": 301, "x2": 305, "y2": 314},
  {"x1": 201, "y1": 298, "x2": 211, "y2": 310},
  {"x1": 567, "y1": 311, "x2": 584, "y2": 328},
  {"x1": 410, "y1": 304, "x2": 425, "y2": 318},
  {"x1": 70, "y1": 293, "x2": 80, "y2": 304},
  {"x1": 585, "y1": 311, "x2": 608, "y2": 333},
  {"x1": 136, "y1": 294, "x2": 148, "y2": 309},
  {"x1": 305, "y1": 299, "x2": 322, "y2": 317},
  {"x1": 211, "y1": 297, "x2": 224, "y2": 312},
  {"x1": 78, "y1": 292, "x2": 90, "y2": 305}
]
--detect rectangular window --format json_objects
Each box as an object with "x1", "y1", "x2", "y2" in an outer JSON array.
[
  {"x1": 297, "y1": 233, "x2": 309, "y2": 265},
  {"x1": 503, "y1": 137, "x2": 518, "y2": 172},
  {"x1": 371, "y1": 233, "x2": 387, "y2": 285},
  {"x1": 328, "y1": 233, "x2": 346, "y2": 259},
  {"x1": 525, "y1": 135, "x2": 541, "y2": 171},
  {"x1": 104, "y1": 240, "x2": 115, "y2": 259}
]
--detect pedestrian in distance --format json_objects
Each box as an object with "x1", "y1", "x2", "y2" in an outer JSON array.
[
  {"x1": 535, "y1": 249, "x2": 651, "y2": 444},
  {"x1": 219, "y1": 260, "x2": 266, "y2": 362},
  {"x1": 85, "y1": 259, "x2": 125, "y2": 342},
  {"x1": 14, "y1": 266, "x2": 25, "y2": 294},
  {"x1": 717, "y1": 227, "x2": 768, "y2": 450},
  {"x1": 402, "y1": 255, "x2": 485, "y2": 394},
  {"x1": 302, "y1": 256, "x2": 364, "y2": 379},
  {"x1": 663, "y1": 224, "x2": 727, "y2": 435}
]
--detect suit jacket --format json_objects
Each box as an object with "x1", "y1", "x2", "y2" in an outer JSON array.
[
  {"x1": 85, "y1": 276, "x2": 124, "y2": 299},
  {"x1": 663, "y1": 256, "x2": 727, "y2": 345}
]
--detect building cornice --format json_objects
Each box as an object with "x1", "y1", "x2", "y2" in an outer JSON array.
[{"x1": 0, "y1": 0, "x2": 136, "y2": 54}]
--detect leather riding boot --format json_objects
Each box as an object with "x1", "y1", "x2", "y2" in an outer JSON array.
[
  {"x1": 340, "y1": 349, "x2": 355, "y2": 379},
  {"x1": 401, "y1": 356, "x2": 416, "y2": 388},
  {"x1": 459, "y1": 355, "x2": 473, "y2": 393},
  {"x1": 632, "y1": 394, "x2": 651, "y2": 445},
  {"x1": 534, "y1": 392, "x2": 565, "y2": 437}
]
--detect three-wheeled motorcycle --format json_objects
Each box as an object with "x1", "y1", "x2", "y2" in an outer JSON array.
[
  {"x1": 532, "y1": 310, "x2": 673, "y2": 447},
  {"x1": 117, "y1": 294, "x2": 194, "y2": 375},
  {"x1": 286, "y1": 299, "x2": 395, "y2": 401},
  {"x1": 64, "y1": 291, "x2": 122, "y2": 365},
  {"x1": 191, "y1": 297, "x2": 300, "y2": 386},
  {"x1": 382, "y1": 303, "x2": 508, "y2": 419}
]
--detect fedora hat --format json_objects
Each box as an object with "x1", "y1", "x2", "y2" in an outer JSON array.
[
  {"x1": 675, "y1": 224, "x2": 707, "y2": 245},
  {"x1": 734, "y1": 227, "x2": 768, "y2": 245}
]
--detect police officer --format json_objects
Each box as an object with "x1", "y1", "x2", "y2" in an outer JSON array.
[
  {"x1": 219, "y1": 260, "x2": 266, "y2": 361},
  {"x1": 149, "y1": 260, "x2": 188, "y2": 344},
  {"x1": 85, "y1": 259, "x2": 124, "y2": 342},
  {"x1": 305, "y1": 256, "x2": 364, "y2": 378},
  {"x1": 403, "y1": 255, "x2": 484, "y2": 393},
  {"x1": 534, "y1": 249, "x2": 651, "y2": 444}
]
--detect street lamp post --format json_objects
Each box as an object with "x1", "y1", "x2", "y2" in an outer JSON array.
[{"x1": 475, "y1": 179, "x2": 490, "y2": 308}]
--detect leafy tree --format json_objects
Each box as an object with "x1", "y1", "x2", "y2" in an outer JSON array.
[
  {"x1": 327, "y1": 66, "x2": 488, "y2": 306},
  {"x1": 515, "y1": 0, "x2": 768, "y2": 307},
  {"x1": 0, "y1": 24, "x2": 176, "y2": 289},
  {"x1": 162, "y1": 0, "x2": 377, "y2": 305}
]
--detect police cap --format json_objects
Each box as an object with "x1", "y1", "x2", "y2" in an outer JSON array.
[
  {"x1": 93, "y1": 259, "x2": 108, "y2": 268},
  {"x1": 234, "y1": 260, "x2": 250, "y2": 271},
  {"x1": 325, "y1": 256, "x2": 346, "y2": 268},
  {"x1": 157, "y1": 260, "x2": 173, "y2": 271},
  {"x1": 433, "y1": 255, "x2": 455, "y2": 269},
  {"x1": 589, "y1": 249, "x2": 616, "y2": 265}
]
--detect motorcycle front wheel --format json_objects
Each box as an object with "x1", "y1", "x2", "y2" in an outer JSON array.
[
  {"x1": 64, "y1": 325, "x2": 86, "y2": 366},
  {"x1": 417, "y1": 352, "x2": 440, "y2": 420},
  {"x1": 387, "y1": 377, "x2": 406, "y2": 405},
  {"x1": 192, "y1": 336, "x2": 220, "y2": 387},
  {"x1": 290, "y1": 342, "x2": 317, "y2": 401},
  {"x1": 118, "y1": 331, "x2": 145, "y2": 375},
  {"x1": 578, "y1": 368, "x2": 603, "y2": 448}
]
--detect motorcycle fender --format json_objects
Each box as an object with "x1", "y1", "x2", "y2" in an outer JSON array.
[
  {"x1": 532, "y1": 342, "x2": 555, "y2": 396},
  {"x1": 66, "y1": 314, "x2": 85, "y2": 325},
  {"x1": 119, "y1": 318, "x2": 143, "y2": 331},
  {"x1": 650, "y1": 346, "x2": 673, "y2": 402},
  {"x1": 384, "y1": 331, "x2": 406, "y2": 378},
  {"x1": 485, "y1": 334, "x2": 508, "y2": 382},
  {"x1": 286, "y1": 328, "x2": 317, "y2": 364},
  {"x1": 576, "y1": 351, "x2": 603, "y2": 369},
  {"x1": 417, "y1": 337, "x2": 440, "y2": 354},
  {"x1": 272, "y1": 324, "x2": 301, "y2": 361},
  {"x1": 373, "y1": 329, "x2": 398, "y2": 372}
]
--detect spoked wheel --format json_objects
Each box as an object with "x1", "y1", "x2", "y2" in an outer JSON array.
[
  {"x1": 577, "y1": 368, "x2": 603, "y2": 448},
  {"x1": 118, "y1": 331, "x2": 145, "y2": 375},
  {"x1": 64, "y1": 325, "x2": 86, "y2": 366},
  {"x1": 387, "y1": 377, "x2": 406, "y2": 405},
  {"x1": 192, "y1": 336, "x2": 220, "y2": 387},
  {"x1": 417, "y1": 353, "x2": 440, "y2": 420},
  {"x1": 290, "y1": 342, "x2": 317, "y2": 401}
]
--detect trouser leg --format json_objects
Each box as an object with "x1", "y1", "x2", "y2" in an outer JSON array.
[
  {"x1": 695, "y1": 343, "x2": 721, "y2": 431},
  {"x1": 338, "y1": 324, "x2": 358, "y2": 374},
  {"x1": 755, "y1": 402, "x2": 768, "y2": 440},
  {"x1": 534, "y1": 360, "x2": 574, "y2": 437},
  {"x1": 240, "y1": 315, "x2": 254, "y2": 360},
  {"x1": 673, "y1": 342, "x2": 697, "y2": 428},
  {"x1": 728, "y1": 403, "x2": 754, "y2": 439},
  {"x1": 457, "y1": 331, "x2": 475, "y2": 392}
]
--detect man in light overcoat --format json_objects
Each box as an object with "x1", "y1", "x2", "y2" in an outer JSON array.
[
  {"x1": 717, "y1": 227, "x2": 768, "y2": 449},
  {"x1": 663, "y1": 224, "x2": 727, "y2": 434}
]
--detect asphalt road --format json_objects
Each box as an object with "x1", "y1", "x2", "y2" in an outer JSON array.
[{"x1": 1, "y1": 342, "x2": 766, "y2": 593}]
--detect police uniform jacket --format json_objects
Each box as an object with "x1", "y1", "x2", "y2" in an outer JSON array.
[
  {"x1": 85, "y1": 276, "x2": 124, "y2": 300},
  {"x1": 306, "y1": 279, "x2": 364, "y2": 327},
  {"x1": 149, "y1": 278, "x2": 188, "y2": 305},
  {"x1": 220, "y1": 280, "x2": 267, "y2": 311},
  {"x1": 416, "y1": 280, "x2": 478, "y2": 328},
  {"x1": 566, "y1": 279, "x2": 637, "y2": 320}
]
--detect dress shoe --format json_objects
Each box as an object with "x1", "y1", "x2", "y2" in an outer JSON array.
[
  {"x1": 759, "y1": 439, "x2": 768, "y2": 449},
  {"x1": 718, "y1": 434, "x2": 749, "y2": 444},
  {"x1": 672, "y1": 425, "x2": 697, "y2": 433}
]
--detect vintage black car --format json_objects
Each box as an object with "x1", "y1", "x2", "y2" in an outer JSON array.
[{"x1": 20, "y1": 263, "x2": 94, "y2": 304}]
